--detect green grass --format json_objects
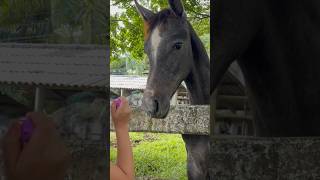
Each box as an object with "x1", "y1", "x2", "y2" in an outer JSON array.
[{"x1": 110, "y1": 132, "x2": 187, "y2": 180}]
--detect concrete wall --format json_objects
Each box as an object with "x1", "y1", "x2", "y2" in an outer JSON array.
[
  {"x1": 110, "y1": 105, "x2": 210, "y2": 135},
  {"x1": 2, "y1": 100, "x2": 320, "y2": 179},
  {"x1": 209, "y1": 136, "x2": 320, "y2": 180},
  {"x1": 64, "y1": 139, "x2": 107, "y2": 180},
  {"x1": 110, "y1": 105, "x2": 320, "y2": 179}
]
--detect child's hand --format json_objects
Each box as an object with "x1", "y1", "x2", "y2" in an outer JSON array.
[
  {"x1": 110, "y1": 97, "x2": 135, "y2": 179},
  {"x1": 3, "y1": 112, "x2": 70, "y2": 180},
  {"x1": 111, "y1": 97, "x2": 132, "y2": 129}
]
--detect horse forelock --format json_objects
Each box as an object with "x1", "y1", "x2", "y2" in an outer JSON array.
[
  {"x1": 143, "y1": 21, "x2": 150, "y2": 40},
  {"x1": 143, "y1": 8, "x2": 177, "y2": 41}
]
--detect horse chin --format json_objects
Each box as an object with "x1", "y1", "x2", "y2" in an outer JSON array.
[
  {"x1": 155, "y1": 87, "x2": 181, "y2": 118},
  {"x1": 156, "y1": 108, "x2": 170, "y2": 119},
  {"x1": 154, "y1": 103, "x2": 170, "y2": 119}
]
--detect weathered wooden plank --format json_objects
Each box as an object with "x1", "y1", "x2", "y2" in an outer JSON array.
[
  {"x1": 218, "y1": 95, "x2": 248, "y2": 101},
  {"x1": 110, "y1": 105, "x2": 210, "y2": 135},
  {"x1": 215, "y1": 110, "x2": 253, "y2": 121},
  {"x1": 216, "y1": 95, "x2": 249, "y2": 110}
]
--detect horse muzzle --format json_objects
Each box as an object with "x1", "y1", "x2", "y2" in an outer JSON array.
[{"x1": 142, "y1": 89, "x2": 170, "y2": 118}]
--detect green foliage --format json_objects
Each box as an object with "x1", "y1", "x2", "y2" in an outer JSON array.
[
  {"x1": 200, "y1": 33, "x2": 210, "y2": 57},
  {"x1": 51, "y1": 0, "x2": 107, "y2": 44},
  {"x1": 0, "y1": 0, "x2": 107, "y2": 44},
  {"x1": 0, "y1": 84, "x2": 34, "y2": 107},
  {"x1": 110, "y1": 132, "x2": 187, "y2": 180},
  {"x1": 111, "y1": 0, "x2": 210, "y2": 73}
]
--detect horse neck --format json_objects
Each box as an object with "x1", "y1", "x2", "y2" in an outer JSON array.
[{"x1": 184, "y1": 22, "x2": 210, "y2": 105}]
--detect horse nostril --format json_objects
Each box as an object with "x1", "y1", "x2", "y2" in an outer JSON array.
[{"x1": 154, "y1": 99, "x2": 159, "y2": 114}]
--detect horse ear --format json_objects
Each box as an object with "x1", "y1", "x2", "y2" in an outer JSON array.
[
  {"x1": 168, "y1": 0, "x2": 185, "y2": 17},
  {"x1": 134, "y1": 0, "x2": 155, "y2": 22}
]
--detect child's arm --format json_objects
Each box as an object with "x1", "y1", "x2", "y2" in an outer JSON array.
[{"x1": 110, "y1": 97, "x2": 134, "y2": 180}]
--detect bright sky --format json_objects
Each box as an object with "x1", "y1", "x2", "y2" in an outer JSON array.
[
  {"x1": 110, "y1": 0, "x2": 152, "y2": 15},
  {"x1": 111, "y1": 5, "x2": 124, "y2": 15}
]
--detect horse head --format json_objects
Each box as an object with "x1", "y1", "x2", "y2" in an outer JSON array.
[{"x1": 135, "y1": 0, "x2": 194, "y2": 118}]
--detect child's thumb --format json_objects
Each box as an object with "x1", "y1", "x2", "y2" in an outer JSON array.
[{"x1": 3, "y1": 120, "x2": 22, "y2": 175}]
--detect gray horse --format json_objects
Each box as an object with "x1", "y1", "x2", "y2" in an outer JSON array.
[
  {"x1": 135, "y1": 0, "x2": 210, "y2": 179},
  {"x1": 213, "y1": 0, "x2": 320, "y2": 136}
]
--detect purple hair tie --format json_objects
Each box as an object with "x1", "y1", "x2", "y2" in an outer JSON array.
[
  {"x1": 114, "y1": 98, "x2": 122, "y2": 109},
  {"x1": 20, "y1": 117, "x2": 34, "y2": 145}
]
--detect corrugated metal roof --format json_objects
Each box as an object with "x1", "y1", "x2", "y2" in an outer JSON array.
[
  {"x1": 110, "y1": 75, "x2": 188, "y2": 90},
  {"x1": 0, "y1": 43, "x2": 108, "y2": 90},
  {"x1": 110, "y1": 75, "x2": 147, "y2": 90}
]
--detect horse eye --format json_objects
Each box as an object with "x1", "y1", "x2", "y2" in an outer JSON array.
[{"x1": 173, "y1": 42, "x2": 183, "y2": 50}]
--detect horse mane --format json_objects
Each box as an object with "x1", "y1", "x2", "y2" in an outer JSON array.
[{"x1": 188, "y1": 22, "x2": 209, "y2": 64}]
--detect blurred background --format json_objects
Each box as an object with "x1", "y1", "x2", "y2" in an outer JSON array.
[
  {"x1": 0, "y1": 1, "x2": 108, "y2": 179},
  {"x1": 0, "y1": 0, "x2": 107, "y2": 44}
]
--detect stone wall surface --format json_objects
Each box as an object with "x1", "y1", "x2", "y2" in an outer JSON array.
[
  {"x1": 52, "y1": 98, "x2": 108, "y2": 179},
  {"x1": 110, "y1": 105, "x2": 210, "y2": 135},
  {"x1": 65, "y1": 139, "x2": 107, "y2": 180},
  {"x1": 2, "y1": 98, "x2": 320, "y2": 180},
  {"x1": 209, "y1": 137, "x2": 320, "y2": 180}
]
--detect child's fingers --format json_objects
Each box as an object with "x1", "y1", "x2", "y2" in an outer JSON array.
[
  {"x1": 3, "y1": 120, "x2": 22, "y2": 176},
  {"x1": 23, "y1": 112, "x2": 57, "y2": 153},
  {"x1": 114, "y1": 97, "x2": 131, "y2": 116},
  {"x1": 120, "y1": 96, "x2": 127, "y2": 104},
  {"x1": 26, "y1": 112, "x2": 56, "y2": 134},
  {"x1": 120, "y1": 97, "x2": 129, "y2": 108},
  {"x1": 120, "y1": 97, "x2": 132, "y2": 114},
  {"x1": 111, "y1": 101, "x2": 116, "y2": 115},
  {"x1": 26, "y1": 112, "x2": 48, "y2": 128}
]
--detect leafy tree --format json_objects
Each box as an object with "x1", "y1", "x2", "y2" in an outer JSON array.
[
  {"x1": 0, "y1": 0, "x2": 51, "y2": 42},
  {"x1": 0, "y1": 0, "x2": 107, "y2": 44},
  {"x1": 51, "y1": 0, "x2": 107, "y2": 44},
  {"x1": 110, "y1": 0, "x2": 210, "y2": 73}
]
